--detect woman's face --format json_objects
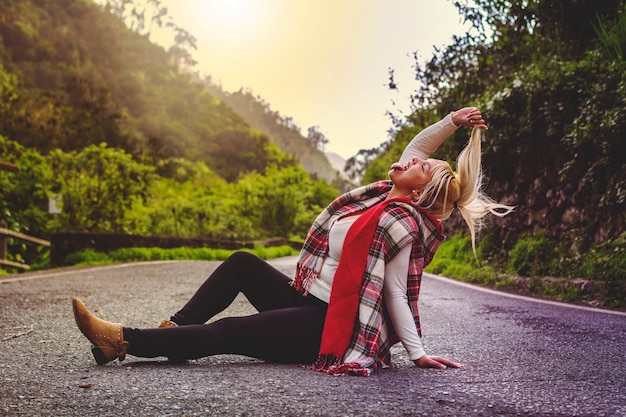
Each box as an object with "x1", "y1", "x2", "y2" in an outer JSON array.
[{"x1": 388, "y1": 157, "x2": 445, "y2": 193}]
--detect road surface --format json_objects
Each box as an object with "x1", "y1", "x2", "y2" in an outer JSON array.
[{"x1": 1, "y1": 257, "x2": 624, "y2": 416}]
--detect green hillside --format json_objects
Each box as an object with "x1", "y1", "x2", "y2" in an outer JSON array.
[
  {"x1": 205, "y1": 85, "x2": 347, "y2": 186},
  {"x1": 0, "y1": 0, "x2": 339, "y2": 183}
]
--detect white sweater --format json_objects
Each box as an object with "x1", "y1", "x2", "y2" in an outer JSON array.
[{"x1": 308, "y1": 113, "x2": 458, "y2": 360}]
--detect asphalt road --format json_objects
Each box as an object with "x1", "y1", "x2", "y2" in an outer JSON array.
[{"x1": 0, "y1": 257, "x2": 625, "y2": 417}]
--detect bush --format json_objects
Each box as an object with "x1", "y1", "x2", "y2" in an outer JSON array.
[
  {"x1": 426, "y1": 234, "x2": 481, "y2": 278},
  {"x1": 64, "y1": 249, "x2": 110, "y2": 265},
  {"x1": 246, "y1": 244, "x2": 295, "y2": 260},
  {"x1": 577, "y1": 233, "x2": 626, "y2": 307},
  {"x1": 577, "y1": 233, "x2": 626, "y2": 281},
  {"x1": 506, "y1": 234, "x2": 560, "y2": 277}
]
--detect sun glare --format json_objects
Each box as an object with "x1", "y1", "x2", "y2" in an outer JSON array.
[
  {"x1": 203, "y1": 0, "x2": 264, "y2": 41},
  {"x1": 211, "y1": 0, "x2": 246, "y2": 20}
]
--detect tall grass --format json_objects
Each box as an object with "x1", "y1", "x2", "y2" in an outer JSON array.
[{"x1": 593, "y1": 7, "x2": 626, "y2": 61}]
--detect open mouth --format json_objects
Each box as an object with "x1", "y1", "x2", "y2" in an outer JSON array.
[{"x1": 390, "y1": 162, "x2": 407, "y2": 172}]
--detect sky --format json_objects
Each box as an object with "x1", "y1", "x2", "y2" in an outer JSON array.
[{"x1": 150, "y1": 0, "x2": 472, "y2": 159}]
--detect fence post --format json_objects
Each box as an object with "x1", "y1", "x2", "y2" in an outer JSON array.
[{"x1": 0, "y1": 220, "x2": 6, "y2": 263}]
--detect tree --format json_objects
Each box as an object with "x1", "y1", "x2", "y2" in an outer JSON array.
[
  {"x1": 49, "y1": 143, "x2": 154, "y2": 233},
  {"x1": 344, "y1": 146, "x2": 383, "y2": 183},
  {"x1": 62, "y1": 77, "x2": 135, "y2": 152},
  {"x1": 204, "y1": 129, "x2": 296, "y2": 182},
  {"x1": 235, "y1": 165, "x2": 337, "y2": 238},
  {"x1": 102, "y1": 0, "x2": 168, "y2": 38},
  {"x1": 167, "y1": 25, "x2": 198, "y2": 70},
  {"x1": 0, "y1": 70, "x2": 134, "y2": 155},
  {"x1": 306, "y1": 125, "x2": 329, "y2": 151}
]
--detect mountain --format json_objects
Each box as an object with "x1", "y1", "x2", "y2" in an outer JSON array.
[
  {"x1": 324, "y1": 152, "x2": 349, "y2": 179},
  {"x1": 204, "y1": 85, "x2": 341, "y2": 183}
]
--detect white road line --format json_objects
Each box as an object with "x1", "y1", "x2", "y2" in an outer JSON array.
[
  {"x1": 2, "y1": 259, "x2": 624, "y2": 317},
  {"x1": 426, "y1": 272, "x2": 626, "y2": 317},
  {"x1": 0, "y1": 260, "x2": 178, "y2": 284}
]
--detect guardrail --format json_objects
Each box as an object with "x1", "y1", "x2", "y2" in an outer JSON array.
[
  {"x1": 0, "y1": 161, "x2": 51, "y2": 270},
  {"x1": 0, "y1": 221, "x2": 51, "y2": 270},
  {"x1": 0, "y1": 161, "x2": 19, "y2": 173}
]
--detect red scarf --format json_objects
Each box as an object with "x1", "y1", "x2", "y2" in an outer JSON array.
[{"x1": 318, "y1": 197, "x2": 410, "y2": 361}]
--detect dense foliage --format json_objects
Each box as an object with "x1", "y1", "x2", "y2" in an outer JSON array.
[{"x1": 0, "y1": 135, "x2": 337, "y2": 267}]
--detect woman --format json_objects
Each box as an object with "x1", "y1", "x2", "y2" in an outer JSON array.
[{"x1": 72, "y1": 107, "x2": 513, "y2": 376}]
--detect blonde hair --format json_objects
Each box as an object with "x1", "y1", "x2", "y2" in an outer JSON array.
[{"x1": 416, "y1": 127, "x2": 514, "y2": 257}]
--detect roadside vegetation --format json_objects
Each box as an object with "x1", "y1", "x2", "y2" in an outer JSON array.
[
  {"x1": 427, "y1": 234, "x2": 626, "y2": 310},
  {"x1": 0, "y1": 0, "x2": 623, "y2": 309},
  {"x1": 62, "y1": 244, "x2": 297, "y2": 267}
]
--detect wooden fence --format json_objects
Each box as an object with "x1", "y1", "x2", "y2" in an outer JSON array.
[{"x1": 0, "y1": 161, "x2": 51, "y2": 270}]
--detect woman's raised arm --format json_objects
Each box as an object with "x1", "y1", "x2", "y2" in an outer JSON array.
[{"x1": 398, "y1": 107, "x2": 487, "y2": 164}]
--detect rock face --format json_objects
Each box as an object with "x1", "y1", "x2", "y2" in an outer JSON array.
[{"x1": 445, "y1": 161, "x2": 624, "y2": 257}]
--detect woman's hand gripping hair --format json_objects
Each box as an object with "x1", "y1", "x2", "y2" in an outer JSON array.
[{"x1": 452, "y1": 107, "x2": 488, "y2": 130}]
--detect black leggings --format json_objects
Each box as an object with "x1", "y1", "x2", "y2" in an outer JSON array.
[{"x1": 123, "y1": 252, "x2": 327, "y2": 364}]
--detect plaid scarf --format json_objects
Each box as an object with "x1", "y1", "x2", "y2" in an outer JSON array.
[{"x1": 293, "y1": 180, "x2": 445, "y2": 376}]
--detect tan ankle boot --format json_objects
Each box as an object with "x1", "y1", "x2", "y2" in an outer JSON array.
[
  {"x1": 72, "y1": 298, "x2": 129, "y2": 365},
  {"x1": 158, "y1": 320, "x2": 178, "y2": 328}
]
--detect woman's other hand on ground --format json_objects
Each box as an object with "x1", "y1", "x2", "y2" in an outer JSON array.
[
  {"x1": 414, "y1": 354, "x2": 464, "y2": 369},
  {"x1": 452, "y1": 107, "x2": 488, "y2": 130}
]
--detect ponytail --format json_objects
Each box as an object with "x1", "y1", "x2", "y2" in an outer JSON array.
[
  {"x1": 416, "y1": 127, "x2": 514, "y2": 260},
  {"x1": 455, "y1": 127, "x2": 514, "y2": 258}
]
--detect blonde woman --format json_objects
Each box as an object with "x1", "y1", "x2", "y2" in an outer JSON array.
[{"x1": 73, "y1": 107, "x2": 513, "y2": 376}]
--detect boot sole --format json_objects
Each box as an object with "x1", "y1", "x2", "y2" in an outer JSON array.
[{"x1": 90, "y1": 346, "x2": 110, "y2": 365}]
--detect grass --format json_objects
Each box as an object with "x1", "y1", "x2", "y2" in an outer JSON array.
[
  {"x1": 63, "y1": 244, "x2": 298, "y2": 266},
  {"x1": 425, "y1": 234, "x2": 625, "y2": 310}
]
